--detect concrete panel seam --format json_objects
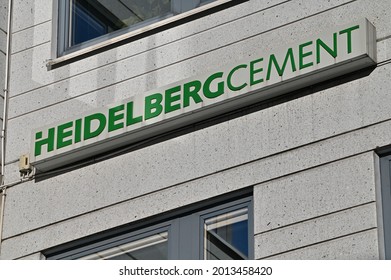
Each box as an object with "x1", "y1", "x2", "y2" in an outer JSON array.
[
  {"x1": 1, "y1": 143, "x2": 375, "y2": 193},
  {"x1": 254, "y1": 201, "x2": 376, "y2": 236},
  {"x1": 11, "y1": 40, "x2": 50, "y2": 56},
  {"x1": 9, "y1": 1, "x2": 291, "y2": 92},
  {"x1": 4, "y1": 158, "x2": 18, "y2": 165},
  {"x1": 49, "y1": 0, "x2": 355, "y2": 70},
  {"x1": 377, "y1": 35, "x2": 391, "y2": 42},
  {"x1": 14, "y1": 252, "x2": 45, "y2": 260},
  {"x1": 8, "y1": 54, "x2": 390, "y2": 122},
  {"x1": 257, "y1": 227, "x2": 377, "y2": 260},
  {"x1": 0, "y1": 151, "x2": 376, "y2": 241},
  {"x1": 378, "y1": 59, "x2": 391, "y2": 67},
  {"x1": 9, "y1": 32, "x2": 390, "y2": 121},
  {"x1": 256, "y1": 0, "x2": 356, "y2": 37},
  {"x1": 11, "y1": 19, "x2": 51, "y2": 35},
  {"x1": 6, "y1": 114, "x2": 387, "y2": 183}
]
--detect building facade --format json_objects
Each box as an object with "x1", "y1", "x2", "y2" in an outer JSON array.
[{"x1": 0, "y1": 0, "x2": 391, "y2": 260}]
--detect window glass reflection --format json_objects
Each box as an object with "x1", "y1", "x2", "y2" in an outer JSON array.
[
  {"x1": 71, "y1": 0, "x2": 172, "y2": 47},
  {"x1": 204, "y1": 208, "x2": 248, "y2": 260},
  {"x1": 80, "y1": 232, "x2": 168, "y2": 260},
  {"x1": 69, "y1": 0, "x2": 223, "y2": 49}
]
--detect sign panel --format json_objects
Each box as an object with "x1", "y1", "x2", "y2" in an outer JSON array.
[{"x1": 31, "y1": 19, "x2": 377, "y2": 171}]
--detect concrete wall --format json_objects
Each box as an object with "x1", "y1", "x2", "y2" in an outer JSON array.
[
  {"x1": 0, "y1": 0, "x2": 7, "y2": 129},
  {"x1": 0, "y1": 0, "x2": 391, "y2": 259}
]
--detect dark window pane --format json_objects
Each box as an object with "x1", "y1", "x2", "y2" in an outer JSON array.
[
  {"x1": 68, "y1": 0, "x2": 218, "y2": 49},
  {"x1": 72, "y1": 0, "x2": 109, "y2": 45},
  {"x1": 70, "y1": 0, "x2": 173, "y2": 47}
]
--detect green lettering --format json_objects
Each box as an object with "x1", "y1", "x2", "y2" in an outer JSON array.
[
  {"x1": 57, "y1": 121, "x2": 73, "y2": 149},
  {"x1": 126, "y1": 101, "x2": 142, "y2": 126},
  {"x1": 227, "y1": 64, "x2": 248, "y2": 91},
  {"x1": 250, "y1": 58, "x2": 264, "y2": 86},
  {"x1": 266, "y1": 48, "x2": 296, "y2": 80},
  {"x1": 165, "y1": 85, "x2": 181, "y2": 113},
  {"x1": 316, "y1": 33, "x2": 337, "y2": 64},
  {"x1": 74, "y1": 119, "x2": 82, "y2": 143},
  {"x1": 145, "y1": 93, "x2": 163, "y2": 120},
  {"x1": 299, "y1": 41, "x2": 313, "y2": 69},
  {"x1": 108, "y1": 104, "x2": 125, "y2": 132},
  {"x1": 339, "y1": 25, "x2": 360, "y2": 54},
  {"x1": 84, "y1": 113, "x2": 107, "y2": 140},
  {"x1": 203, "y1": 72, "x2": 225, "y2": 99},
  {"x1": 183, "y1": 80, "x2": 203, "y2": 108},
  {"x1": 34, "y1": 128, "x2": 55, "y2": 157}
]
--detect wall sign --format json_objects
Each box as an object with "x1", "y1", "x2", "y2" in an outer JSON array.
[{"x1": 32, "y1": 19, "x2": 376, "y2": 171}]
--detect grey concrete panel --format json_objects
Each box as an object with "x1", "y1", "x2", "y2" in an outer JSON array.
[
  {"x1": 2, "y1": 105, "x2": 382, "y2": 188},
  {"x1": 0, "y1": 153, "x2": 378, "y2": 259},
  {"x1": 361, "y1": 66, "x2": 391, "y2": 127},
  {"x1": 11, "y1": 0, "x2": 51, "y2": 33},
  {"x1": 0, "y1": 0, "x2": 7, "y2": 33},
  {"x1": 0, "y1": 52, "x2": 5, "y2": 94},
  {"x1": 0, "y1": 29, "x2": 6, "y2": 53},
  {"x1": 4, "y1": 59, "x2": 391, "y2": 236},
  {"x1": 377, "y1": 38, "x2": 391, "y2": 64},
  {"x1": 262, "y1": 229, "x2": 379, "y2": 260},
  {"x1": 1, "y1": 113, "x2": 383, "y2": 240},
  {"x1": 8, "y1": 1, "x2": 391, "y2": 121},
  {"x1": 11, "y1": 21, "x2": 51, "y2": 54},
  {"x1": 254, "y1": 153, "x2": 376, "y2": 233},
  {"x1": 7, "y1": 0, "x2": 289, "y2": 96},
  {"x1": 1, "y1": 0, "x2": 391, "y2": 259},
  {"x1": 8, "y1": 40, "x2": 244, "y2": 118},
  {"x1": 8, "y1": 0, "x2": 360, "y2": 97},
  {"x1": 4, "y1": 161, "x2": 21, "y2": 182},
  {"x1": 0, "y1": 171, "x2": 248, "y2": 259},
  {"x1": 255, "y1": 203, "x2": 377, "y2": 258},
  {"x1": 0, "y1": 95, "x2": 4, "y2": 117}
]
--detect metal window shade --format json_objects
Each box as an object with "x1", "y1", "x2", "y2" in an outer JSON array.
[{"x1": 205, "y1": 208, "x2": 248, "y2": 231}]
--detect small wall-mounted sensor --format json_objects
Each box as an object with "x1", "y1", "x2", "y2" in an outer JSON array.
[{"x1": 19, "y1": 154, "x2": 32, "y2": 175}]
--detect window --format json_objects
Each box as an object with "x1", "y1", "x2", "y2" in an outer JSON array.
[
  {"x1": 55, "y1": 0, "x2": 244, "y2": 60},
  {"x1": 79, "y1": 230, "x2": 169, "y2": 260},
  {"x1": 45, "y1": 196, "x2": 253, "y2": 260},
  {"x1": 203, "y1": 208, "x2": 249, "y2": 260},
  {"x1": 380, "y1": 154, "x2": 391, "y2": 259}
]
